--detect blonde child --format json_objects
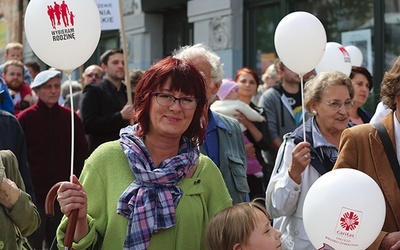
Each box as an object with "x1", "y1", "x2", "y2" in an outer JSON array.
[
  {"x1": 0, "y1": 42, "x2": 33, "y2": 84},
  {"x1": 206, "y1": 199, "x2": 282, "y2": 250}
]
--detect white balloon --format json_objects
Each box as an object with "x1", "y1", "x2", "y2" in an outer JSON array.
[
  {"x1": 345, "y1": 45, "x2": 363, "y2": 67},
  {"x1": 25, "y1": 0, "x2": 101, "y2": 71},
  {"x1": 274, "y1": 11, "x2": 326, "y2": 76},
  {"x1": 303, "y1": 169, "x2": 386, "y2": 250},
  {"x1": 315, "y1": 42, "x2": 352, "y2": 76}
]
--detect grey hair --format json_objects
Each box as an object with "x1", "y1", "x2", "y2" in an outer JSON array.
[
  {"x1": 61, "y1": 80, "x2": 82, "y2": 100},
  {"x1": 172, "y1": 43, "x2": 224, "y2": 82},
  {"x1": 304, "y1": 71, "x2": 354, "y2": 113}
]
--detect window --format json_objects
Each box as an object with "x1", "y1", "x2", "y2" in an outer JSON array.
[{"x1": 244, "y1": 0, "x2": 280, "y2": 76}]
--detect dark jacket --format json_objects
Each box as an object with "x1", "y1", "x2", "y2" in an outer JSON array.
[
  {"x1": 80, "y1": 79, "x2": 133, "y2": 152},
  {"x1": 0, "y1": 110, "x2": 36, "y2": 203},
  {"x1": 357, "y1": 107, "x2": 372, "y2": 123},
  {"x1": 245, "y1": 103, "x2": 272, "y2": 178}
]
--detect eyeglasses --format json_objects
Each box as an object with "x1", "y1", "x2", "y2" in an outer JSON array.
[
  {"x1": 152, "y1": 92, "x2": 198, "y2": 110},
  {"x1": 320, "y1": 99, "x2": 354, "y2": 110}
]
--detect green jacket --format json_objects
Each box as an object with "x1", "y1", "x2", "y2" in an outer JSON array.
[
  {"x1": 0, "y1": 150, "x2": 40, "y2": 250},
  {"x1": 57, "y1": 140, "x2": 232, "y2": 249}
]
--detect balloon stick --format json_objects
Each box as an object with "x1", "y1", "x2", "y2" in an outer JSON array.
[
  {"x1": 118, "y1": 0, "x2": 133, "y2": 125},
  {"x1": 67, "y1": 71, "x2": 78, "y2": 249},
  {"x1": 65, "y1": 71, "x2": 75, "y2": 177},
  {"x1": 300, "y1": 74, "x2": 306, "y2": 142}
]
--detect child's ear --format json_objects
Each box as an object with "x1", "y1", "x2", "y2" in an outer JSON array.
[{"x1": 233, "y1": 243, "x2": 243, "y2": 250}]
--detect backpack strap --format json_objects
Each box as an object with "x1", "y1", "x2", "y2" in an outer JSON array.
[
  {"x1": 291, "y1": 121, "x2": 333, "y2": 176},
  {"x1": 373, "y1": 121, "x2": 400, "y2": 189},
  {"x1": 293, "y1": 133, "x2": 332, "y2": 176}
]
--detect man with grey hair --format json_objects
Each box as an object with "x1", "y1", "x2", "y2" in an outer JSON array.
[{"x1": 173, "y1": 43, "x2": 249, "y2": 204}]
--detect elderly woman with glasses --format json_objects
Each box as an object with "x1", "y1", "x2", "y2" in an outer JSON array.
[
  {"x1": 266, "y1": 71, "x2": 354, "y2": 250},
  {"x1": 55, "y1": 57, "x2": 232, "y2": 249}
]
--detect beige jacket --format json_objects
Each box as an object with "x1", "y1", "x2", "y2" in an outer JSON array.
[{"x1": 334, "y1": 112, "x2": 400, "y2": 249}]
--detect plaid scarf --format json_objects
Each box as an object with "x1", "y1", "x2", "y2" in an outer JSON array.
[{"x1": 117, "y1": 125, "x2": 199, "y2": 249}]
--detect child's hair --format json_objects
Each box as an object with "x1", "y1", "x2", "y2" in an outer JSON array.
[
  {"x1": 206, "y1": 198, "x2": 270, "y2": 250},
  {"x1": 5, "y1": 42, "x2": 23, "y2": 54}
]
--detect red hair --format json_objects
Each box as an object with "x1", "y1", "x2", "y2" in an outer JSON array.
[
  {"x1": 133, "y1": 57, "x2": 208, "y2": 145},
  {"x1": 235, "y1": 67, "x2": 260, "y2": 86}
]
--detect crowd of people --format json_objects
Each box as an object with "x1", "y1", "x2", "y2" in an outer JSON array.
[{"x1": 0, "y1": 40, "x2": 399, "y2": 250}]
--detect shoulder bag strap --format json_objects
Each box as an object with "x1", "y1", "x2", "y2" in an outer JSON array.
[{"x1": 373, "y1": 121, "x2": 400, "y2": 189}]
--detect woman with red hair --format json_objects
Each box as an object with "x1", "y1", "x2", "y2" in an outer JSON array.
[
  {"x1": 235, "y1": 67, "x2": 272, "y2": 199},
  {"x1": 55, "y1": 57, "x2": 232, "y2": 249}
]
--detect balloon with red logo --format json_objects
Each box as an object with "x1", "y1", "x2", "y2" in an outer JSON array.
[
  {"x1": 315, "y1": 42, "x2": 352, "y2": 76},
  {"x1": 25, "y1": 0, "x2": 101, "y2": 71},
  {"x1": 303, "y1": 168, "x2": 385, "y2": 250}
]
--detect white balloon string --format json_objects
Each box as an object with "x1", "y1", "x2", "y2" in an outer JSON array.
[
  {"x1": 300, "y1": 75, "x2": 306, "y2": 142},
  {"x1": 66, "y1": 72, "x2": 75, "y2": 179}
]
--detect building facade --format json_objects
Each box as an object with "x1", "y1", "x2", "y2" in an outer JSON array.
[{"x1": 1, "y1": 0, "x2": 399, "y2": 110}]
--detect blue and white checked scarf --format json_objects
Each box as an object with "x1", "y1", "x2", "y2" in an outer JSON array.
[{"x1": 117, "y1": 125, "x2": 199, "y2": 250}]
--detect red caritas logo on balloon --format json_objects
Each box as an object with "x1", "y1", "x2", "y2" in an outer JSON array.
[
  {"x1": 335, "y1": 207, "x2": 362, "y2": 238},
  {"x1": 46, "y1": 0, "x2": 76, "y2": 41}
]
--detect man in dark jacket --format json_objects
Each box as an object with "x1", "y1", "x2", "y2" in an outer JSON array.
[{"x1": 80, "y1": 49, "x2": 135, "y2": 153}]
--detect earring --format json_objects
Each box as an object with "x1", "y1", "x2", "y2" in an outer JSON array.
[{"x1": 312, "y1": 110, "x2": 317, "y2": 116}]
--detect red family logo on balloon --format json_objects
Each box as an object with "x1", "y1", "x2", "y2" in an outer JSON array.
[
  {"x1": 46, "y1": 0, "x2": 76, "y2": 41},
  {"x1": 339, "y1": 47, "x2": 351, "y2": 63},
  {"x1": 335, "y1": 208, "x2": 362, "y2": 238}
]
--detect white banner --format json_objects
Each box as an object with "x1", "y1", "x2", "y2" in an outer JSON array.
[{"x1": 95, "y1": 0, "x2": 121, "y2": 31}]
